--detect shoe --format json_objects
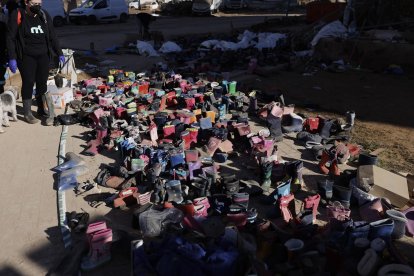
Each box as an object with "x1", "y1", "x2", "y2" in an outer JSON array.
[
  {"x1": 357, "y1": 248, "x2": 379, "y2": 276},
  {"x1": 260, "y1": 162, "x2": 273, "y2": 193},
  {"x1": 332, "y1": 185, "x2": 352, "y2": 208},
  {"x1": 23, "y1": 99, "x2": 39, "y2": 124},
  {"x1": 113, "y1": 187, "x2": 139, "y2": 209},
  {"x1": 285, "y1": 160, "x2": 303, "y2": 193},
  {"x1": 317, "y1": 179, "x2": 334, "y2": 200},
  {"x1": 222, "y1": 176, "x2": 240, "y2": 196},
  {"x1": 368, "y1": 218, "x2": 394, "y2": 240},
  {"x1": 385, "y1": 209, "x2": 408, "y2": 239},
  {"x1": 279, "y1": 193, "x2": 295, "y2": 223},
  {"x1": 304, "y1": 194, "x2": 320, "y2": 220},
  {"x1": 53, "y1": 152, "x2": 85, "y2": 172},
  {"x1": 188, "y1": 161, "x2": 202, "y2": 180},
  {"x1": 282, "y1": 113, "x2": 304, "y2": 133},
  {"x1": 85, "y1": 128, "x2": 107, "y2": 156},
  {"x1": 81, "y1": 228, "x2": 113, "y2": 271},
  {"x1": 191, "y1": 177, "x2": 208, "y2": 198},
  {"x1": 265, "y1": 178, "x2": 291, "y2": 205},
  {"x1": 166, "y1": 180, "x2": 184, "y2": 203},
  {"x1": 266, "y1": 113, "x2": 283, "y2": 142},
  {"x1": 203, "y1": 136, "x2": 221, "y2": 156},
  {"x1": 296, "y1": 131, "x2": 322, "y2": 144},
  {"x1": 231, "y1": 193, "x2": 249, "y2": 210}
]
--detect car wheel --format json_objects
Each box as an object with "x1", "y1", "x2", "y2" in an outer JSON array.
[
  {"x1": 120, "y1": 13, "x2": 128, "y2": 23},
  {"x1": 53, "y1": 16, "x2": 65, "y2": 27}
]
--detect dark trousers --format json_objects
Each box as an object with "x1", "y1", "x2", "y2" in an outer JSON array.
[
  {"x1": 17, "y1": 54, "x2": 49, "y2": 100},
  {"x1": 0, "y1": 59, "x2": 6, "y2": 94}
]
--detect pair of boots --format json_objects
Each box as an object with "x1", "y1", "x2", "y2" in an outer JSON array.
[
  {"x1": 81, "y1": 221, "x2": 113, "y2": 271},
  {"x1": 23, "y1": 93, "x2": 55, "y2": 125}
]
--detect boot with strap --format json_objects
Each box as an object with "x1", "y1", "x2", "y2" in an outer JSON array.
[
  {"x1": 42, "y1": 93, "x2": 56, "y2": 126},
  {"x1": 23, "y1": 99, "x2": 39, "y2": 124}
]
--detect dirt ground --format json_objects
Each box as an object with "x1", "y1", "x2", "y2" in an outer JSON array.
[{"x1": 238, "y1": 70, "x2": 414, "y2": 174}]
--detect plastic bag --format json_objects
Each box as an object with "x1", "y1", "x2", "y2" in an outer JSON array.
[{"x1": 139, "y1": 208, "x2": 183, "y2": 237}]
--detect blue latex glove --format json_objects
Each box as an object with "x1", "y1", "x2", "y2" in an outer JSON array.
[
  {"x1": 9, "y1": 59, "x2": 17, "y2": 74},
  {"x1": 59, "y1": 55, "x2": 65, "y2": 64}
]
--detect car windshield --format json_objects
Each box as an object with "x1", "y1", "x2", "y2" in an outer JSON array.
[{"x1": 80, "y1": 0, "x2": 99, "y2": 8}]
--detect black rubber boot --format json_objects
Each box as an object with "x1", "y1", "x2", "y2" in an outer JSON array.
[
  {"x1": 23, "y1": 99, "x2": 39, "y2": 124},
  {"x1": 267, "y1": 113, "x2": 283, "y2": 142},
  {"x1": 286, "y1": 160, "x2": 303, "y2": 193}
]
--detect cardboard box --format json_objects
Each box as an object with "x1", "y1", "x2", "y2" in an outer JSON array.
[
  {"x1": 50, "y1": 87, "x2": 74, "y2": 109},
  {"x1": 358, "y1": 165, "x2": 411, "y2": 208}
]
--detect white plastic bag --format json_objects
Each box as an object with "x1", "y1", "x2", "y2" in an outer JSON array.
[
  {"x1": 136, "y1": 40, "x2": 159, "y2": 57},
  {"x1": 159, "y1": 41, "x2": 182, "y2": 53}
]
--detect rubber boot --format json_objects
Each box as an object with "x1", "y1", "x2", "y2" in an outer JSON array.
[
  {"x1": 23, "y1": 99, "x2": 39, "y2": 124},
  {"x1": 191, "y1": 177, "x2": 208, "y2": 198},
  {"x1": 36, "y1": 95, "x2": 49, "y2": 117},
  {"x1": 166, "y1": 180, "x2": 184, "y2": 203},
  {"x1": 318, "y1": 150, "x2": 331, "y2": 175},
  {"x1": 332, "y1": 185, "x2": 352, "y2": 209},
  {"x1": 224, "y1": 178, "x2": 240, "y2": 196},
  {"x1": 249, "y1": 96, "x2": 258, "y2": 115},
  {"x1": 43, "y1": 93, "x2": 56, "y2": 126},
  {"x1": 261, "y1": 162, "x2": 273, "y2": 193},
  {"x1": 346, "y1": 110, "x2": 355, "y2": 126},
  {"x1": 85, "y1": 128, "x2": 108, "y2": 156},
  {"x1": 188, "y1": 128, "x2": 199, "y2": 146},
  {"x1": 203, "y1": 167, "x2": 217, "y2": 194},
  {"x1": 53, "y1": 152, "x2": 86, "y2": 172},
  {"x1": 81, "y1": 228, "x2": 113, "y2": 271},
  {"x1": 282, "y1": 113, "x2": 304, "y2": 133},
  {"x1": 330, "y1": 159, "x2": 340, "y2": 176},
  {"x1": 180, "y1": 130, "x2": 192, "y2": 150},
  {"x1": 266, "y1": 113, "x2": 283, "y2": 142},
  {"x1": 286, "y1": 160, "x2": 303, "y2": 193}
]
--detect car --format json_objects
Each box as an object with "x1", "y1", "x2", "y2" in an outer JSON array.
[
  {"x1": 42, "y1": 0, "x2": 67, "y2": 27},
  {"x1": 69, "y1": 0, "x2": 129, "y2": 24}
]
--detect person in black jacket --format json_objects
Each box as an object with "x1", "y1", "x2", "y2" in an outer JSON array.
[
  {"x1": 0, "y1": 3, "x2": 7, "y2": 94},
  {"x1": 6, "y1": 0, "x2": 64, "y2": 125}
]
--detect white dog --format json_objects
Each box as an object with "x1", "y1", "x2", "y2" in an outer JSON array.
[{"x1": 0, "y1": 87, "x2": 18, "y2": 133}]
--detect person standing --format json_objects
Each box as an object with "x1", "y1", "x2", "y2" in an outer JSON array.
[
  {"x1": 6, "y1": 0, "x2": 64, "y2": 125},
  {"x1": 0, "y1": 3, "x2": 7, "y2": 94},
  {"x1": 136, "y1": 12, "x2": 155, "y2": 40}
]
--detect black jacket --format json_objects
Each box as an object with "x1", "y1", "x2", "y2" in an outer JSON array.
[{"x1": 6, "y1": 8, "x2": 63, "y2": 60}]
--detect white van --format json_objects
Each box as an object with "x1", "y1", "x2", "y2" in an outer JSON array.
[
  {"x1": 69, "y1": 0, "x2": 128, "y2": 24},
  {"x1": 41, "y1": 0, "x2": 67, "y2": 27}
]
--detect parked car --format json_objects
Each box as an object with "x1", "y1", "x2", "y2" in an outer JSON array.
[
  {"x1": 42, "y1": 0, "x2": 67, "y2": 27},
  {"x1": 69, "y1": 0, "x2": 128, "y2": 24}
]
